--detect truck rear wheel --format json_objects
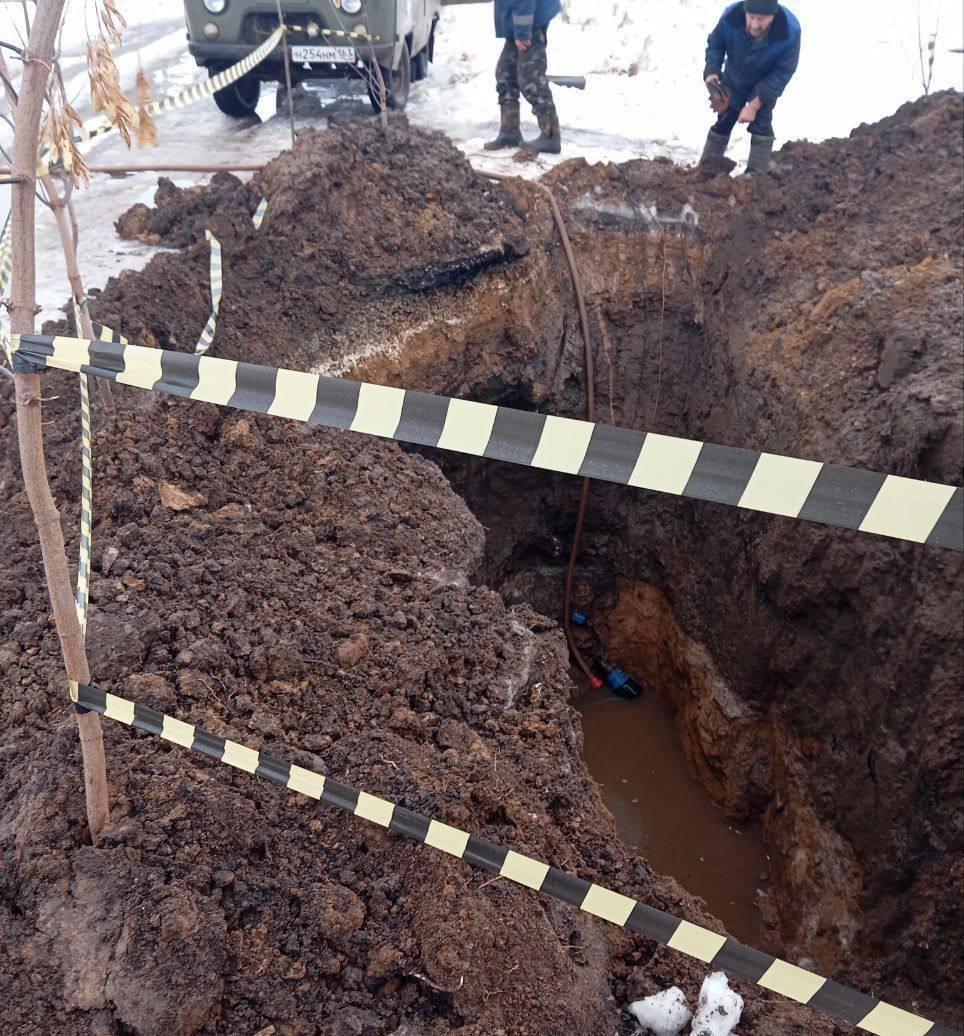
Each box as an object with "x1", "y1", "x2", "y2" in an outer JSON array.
[
  {"x1": 367, "y1": 40, "x2": 410, "y2": 114},
  {"x1": 412, "y1": 47, "x2": 429, "y2": 82},
  {"x1": 209, "y1": 66, "x2": 261, "y2": 118}
]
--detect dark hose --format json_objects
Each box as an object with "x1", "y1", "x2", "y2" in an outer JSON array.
[{"x1": 486, "y1": 172, "x2": 602, "y2": 689}]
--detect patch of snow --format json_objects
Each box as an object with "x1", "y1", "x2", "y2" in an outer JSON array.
[
  {"x1": 572, "y1": 193, "x2": 701, "y2": 231},
  {"x1": 312, "y1": 313, "x2": 450, "y2": 377},
  {"x1": 0, "y1": 0, "x2": 961, "y2": 329},
  {"x1": 628, "y1": 986, "x2": 693, "y2": 1036},
  {"x1": 501, "y1": 618, "x2": 537, "y2": 708},
  {"x1": 628, "y1": 975, "x2": 743, "y2": 1036},
  {"x1": 413, "y1": 0, "x2": 964, "y2": 175},
  {"x1": 690, "y1": 972, "x2": 743, "y2": 1036}
]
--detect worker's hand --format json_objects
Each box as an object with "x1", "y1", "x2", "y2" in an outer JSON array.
[
  {"x1": 515, "y1": 39, "x2": 531, "y2": 52},
  {"x1": 738, "y1": 97, "x2": 762, "y2": 123},
  {"x1": 705, "y1": 73, "x2": 720, "y2": 86}
]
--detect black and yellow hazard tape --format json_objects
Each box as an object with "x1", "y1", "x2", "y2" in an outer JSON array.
[
  {"x1": 0, "y1": 221, "x2": 11, "y2": 360},
  {"x1": 194, "y1": 200, "x2": 265, "y2": 353},
  {"x1": 9, "y1": 333, "x2": 963, "y2": 551},
  {"x1": 35, "y1": 28, "x2": 285, "y2": 177},
  {"x1": 76, "y1": 368, "x2": 92, "y2": 634},
  {"x1": 68, "y1": 304, "x2": 131, "y2": 634},
  {"x1": 151, "y1": 27, "x2": 283, "y2": 118},
  {"x1": 286, "y1": 24, "x2": 383, "y2": 42},
  {"x1": 194, "y1": 230, "x2": 222, "y2": 357},
  {"x1": 70, "y1": 302, "x2": 95, "y2": 635},
  {"x1": 73, "y1": 681, "x2": 958, "y2": 1036}
]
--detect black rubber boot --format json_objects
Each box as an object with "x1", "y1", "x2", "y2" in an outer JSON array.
[
  {"x1": 699, "y1": 128, "x2": 730, "y2": 167},
  {"x1": 484, "y1": 104, "x2": 523, "y2": 150},
  {"x1": 519, "y1": 109, "x2": 561, "y2": 155},
  {"x1": 745, "y1": 133, "x2": 775, "y2": 176}
]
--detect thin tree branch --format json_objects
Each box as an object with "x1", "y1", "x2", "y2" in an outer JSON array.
[{"x1": 11, "y1": 0, "x2": 110, "y2": 844}]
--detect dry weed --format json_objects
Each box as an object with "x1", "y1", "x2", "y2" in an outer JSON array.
[
  {"x1": 135, "y1": 67, "x2": 158, "y2": 148},
  {"x1": 86, "y1": 35, "x2": 137, "y2": 146},
  {"x1": 40, "y1": 100, "x2": 90, "y2": 185}
]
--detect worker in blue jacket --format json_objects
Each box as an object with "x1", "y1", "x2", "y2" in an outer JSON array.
[
  {"x1": 700, "y1": 0, "x2": 801, "y2": 175},
  {"x1": 485, "y1": 0, "x2": 563, "y2": 155}
]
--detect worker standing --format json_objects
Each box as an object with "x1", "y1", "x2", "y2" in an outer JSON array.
[
  {"x1": 700, "y1": 0, "x2": 801, "y2": 175},
  {"x1": 484, "y1": 0, "x2": 562, "y2": 154}
]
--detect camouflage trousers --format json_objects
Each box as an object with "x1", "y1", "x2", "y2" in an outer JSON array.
[{"x1": 495, "y1": 27, "x2": 556, "y2": 118}]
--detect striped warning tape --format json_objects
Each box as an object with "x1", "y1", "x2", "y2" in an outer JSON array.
[
  {"x1": 76, "y1": 368, "x2": 92, "y2": 633},
  {"x1": 194, "y1": 230, "x2": 222, "y2": 356},
  {"x1": 196, "y1": 199, "x2": 267, "y2": 355},
  {"x1": 68, "y1": 304, "x2": 131, "y2": 634},
  {"x1": 72, "y1": 681, "x2": 958, "y2": 1036},
  {"x1": 9, "y1": 333, "x2": 963, "y2": 551},
  {"x1": 0, "y1": 216, "x2": 12, "y2": 361},
  {"x1": 252, "y1": 197, "x2": 269, "y2": 231},
  {"x1": 0, "y1": 217, "x2": 11, "y2": 361},
  {"x1": 286, "y1": 24, "x2": 383, "y2": 42},
  {"x1": 35, "y1": 28, "x2": 285, "y2": 177},
  {"x1": 152, "y1": 28, "x2": 283, "y2": 118}
]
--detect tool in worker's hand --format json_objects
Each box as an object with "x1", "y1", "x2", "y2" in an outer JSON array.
[
  {"x1": 548, "y1": 75, "x2": 587, "y2": 90},
  {"x1": 706, "y1": 77, "x2": 731, "y2": 113}
]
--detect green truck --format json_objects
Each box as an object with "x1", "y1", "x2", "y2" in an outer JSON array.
[{"x1": 183, "y1": 0, "x2": 487, "y2": 117}]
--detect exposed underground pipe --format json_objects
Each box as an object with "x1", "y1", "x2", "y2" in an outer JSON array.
[{"x1": 485, "y1": 172, "x2": 602, "y2": 688}]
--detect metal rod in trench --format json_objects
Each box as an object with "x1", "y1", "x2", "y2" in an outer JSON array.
[
  {"x1": 485, "y1": 172, "x2": 602, "y2": 689},
  {"x1": 273, "y1": 10, "x2": 297, "y2": 147}
]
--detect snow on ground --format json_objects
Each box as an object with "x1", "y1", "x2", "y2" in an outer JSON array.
[
  {"x1": 628, "y1": 974, "x2": 743, "y2": 1036},
  {"x1": 628, "y1": 985, "x2": 693, "y2": 1036},
  {"x1": 690, "y1": 972, "x2": 743, "y2": 1036},
  {"x1": 417, "y1": 0, "x2": 964, "y2": 171},
  {"x1": 0, "y1": 0, "x2": 961, "y2": 325}
]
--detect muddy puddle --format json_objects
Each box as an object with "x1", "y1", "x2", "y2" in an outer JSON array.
[{"x1": 575, "y1": 682, "x2": 775, "y2": 951}]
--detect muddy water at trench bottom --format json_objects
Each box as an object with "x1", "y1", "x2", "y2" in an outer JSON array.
[{"x1": 575, "y1": 686, "x2": 776, "y2": 951}]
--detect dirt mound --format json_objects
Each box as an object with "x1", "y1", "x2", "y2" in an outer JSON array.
[
  {"x1": 102, "y1": 119, "x2": 527, "y2": 370},
  {"x1": 0, "y1": 381, "x2": 826, "y2": 1036},
  {"x1": 7, "y1": 97, "x2": 961, "y2": 1034}
]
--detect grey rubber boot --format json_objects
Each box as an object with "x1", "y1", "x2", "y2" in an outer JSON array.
[
  {"x1": 699, "y1": 129, "x2": 730, "y2": 167},
  {"x1": 519, "y1": 110, "x2": 561, "y2": 155},
  {"x1": 745, "y1": 134, "x2": 775, "y2": 176},
  {"x1": 484, "y1": 104, "x2": 523, "y2": 150}
]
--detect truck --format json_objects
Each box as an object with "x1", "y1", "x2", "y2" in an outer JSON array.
[{"x1": 182, "y1": 0, "x2": 487, "y2": 117}]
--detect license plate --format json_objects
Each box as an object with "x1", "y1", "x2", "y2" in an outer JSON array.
[{"x1": 291, "y1": 45, "x2": 355, "y2": 65}]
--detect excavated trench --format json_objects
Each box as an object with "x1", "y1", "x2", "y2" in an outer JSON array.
[
  {"x1": 336, "y1": 111, "x2": 964, "y2": 1002},
  {"x1": 10, "y1": 100, "x2": 958, "y2": 1033},
  {"x1": 443, "y1": 451, "x2": 780, "y2": 952},
  {"x1": 421, "y1": 279, "x2": 789, "y2": 958}
]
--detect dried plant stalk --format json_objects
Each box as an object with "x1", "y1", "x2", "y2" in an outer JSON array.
[
  {"x1": 99, "y1": 0, "x2": 128, "y2": 46},
  {"x1": 40, "y1": 99, "x2": 90, "y2": 186},
  {"x1": 86, "y1": 36, "x2": 136, "y2": 146},
  {"x1": 135, "y1": 68, "x2": 158, "y2": 149}
]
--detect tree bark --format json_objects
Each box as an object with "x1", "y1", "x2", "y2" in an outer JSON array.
[
  {"x1": 46, "y1": 181, "x2": 114, "y2": 407},
  {"x1": 11, "y1": 0, "x2": 110, "y2": 842}
]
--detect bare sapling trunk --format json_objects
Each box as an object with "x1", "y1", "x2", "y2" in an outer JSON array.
[
  {"x1": 11, "y1": 0, "x2": 109, "y2": 842},
  {"x1": 46, "y1": 182, "x2": 114, "y2": 408}
]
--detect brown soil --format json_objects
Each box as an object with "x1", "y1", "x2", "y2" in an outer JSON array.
[{"x1": 2, "y1": 97, "x2": 961, "y2": 1034}]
